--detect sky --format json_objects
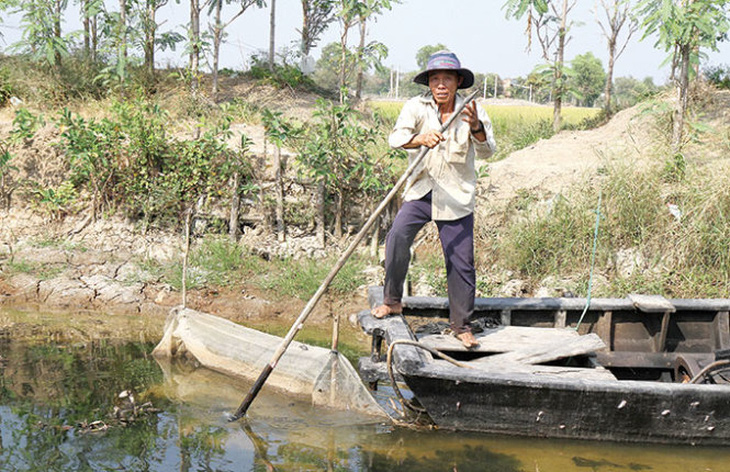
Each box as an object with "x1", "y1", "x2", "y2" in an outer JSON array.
[{"x1": 2, "y1": 0, "x2": 730, "y2": 85}]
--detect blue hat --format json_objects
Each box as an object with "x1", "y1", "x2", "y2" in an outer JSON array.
[{"x1": 413, "y1": 50, "x2": 474, "y2": 89}]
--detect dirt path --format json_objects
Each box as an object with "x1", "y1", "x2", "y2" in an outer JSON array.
[{"x1": 478, "y1": 106, "x2": 655, "y2": 218}]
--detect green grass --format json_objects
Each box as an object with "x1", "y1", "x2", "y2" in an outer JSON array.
[
  {"x1": 481, "y1": 159, "x2": 730, "y2": 299},
  {"x1": 134, "y1": 236, "x2": 367, "y2": 300}
]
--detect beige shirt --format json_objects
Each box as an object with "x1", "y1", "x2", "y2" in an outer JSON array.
[{"x1": 388, "y1": 93, "x2": 497, "y2": 221}]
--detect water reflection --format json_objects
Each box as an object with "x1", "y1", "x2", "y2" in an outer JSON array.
[{"x1": 0, "y1": 323, "x2": 729, "y2": 471}]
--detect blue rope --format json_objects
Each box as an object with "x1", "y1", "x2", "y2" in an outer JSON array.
[{"x1": 575, "y1": 192, "x2": 602, "y2": 331}]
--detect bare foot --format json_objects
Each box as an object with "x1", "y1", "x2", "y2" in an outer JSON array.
[
  {"x1": 456, "y1": 331, "x2": 479, "y2": 349},
  {"x1": 371, "y1": 303, "x2": 402, "y2": 319}
]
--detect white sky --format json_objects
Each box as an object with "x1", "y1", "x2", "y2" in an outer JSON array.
[{"x1": 2, "y1": 0, "x2": 729, "y2": 85}]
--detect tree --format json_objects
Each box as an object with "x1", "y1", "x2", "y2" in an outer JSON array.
[
  {"x1": 595, "y1": 0, "x2": 638, "y2": 115},
  {"x1": 570, "y1": 52, "x2": 606, "y2": 107},
  {"x1": 79, "y1": 0, "x2": 104, "y2": 61},
  {"x1": 298, "y1": 99, "x2": 384, "y2": 242},
  {"x1": 268, "y1": 0, "x2": 276, "y2": 71},
  {"x1": 209, "y1": 0, "x2": 264, "y2": 99},
  {"x1": 415, "y1": 43, "x2": 447, "y2": 69},
  {"x1": 314, "y1": 41, "x2": 355, "y2": 91},
  {"x1": 189, "y1": 0, "x2": 203, "y2": 82},
  {"x1": 638, "y1": 0, "x2": 730, "y2": 154},
  {"x1": 613, "y1": 75, "x2": 657, "y2": 108},
  {"x1": 10, "y1": 0, "x2": 70, "y2": 68},
  {"x1": 336, "y1": 0, "x2": 362, "y2": 103},
  {"x1": 504, "y1": 0, "x2": 578, "y2": 131},
  {"x1": 261, "y1": 109, "x2": 300, "y2": 243},
  {"x1": 299, "y1": 0, "x2": 336, "y2": 57},
  {"x1": 353, "y1": 0, "x2": 394, "y2": 100}
]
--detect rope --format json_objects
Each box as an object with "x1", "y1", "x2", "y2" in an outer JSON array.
[
  {"x1": 386, "y1": 339, "x2": 474, "y2": 415},
  {"x1": 575, "y1": 192, "x2": 602, "y2": 331},
  {"x1": 689, "y1": 359, "x2": 730, "y2": 384}
]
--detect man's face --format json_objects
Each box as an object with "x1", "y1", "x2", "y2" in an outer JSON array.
[{"x1": 428, "y1": 70, "x2": 461, "y2": 107}]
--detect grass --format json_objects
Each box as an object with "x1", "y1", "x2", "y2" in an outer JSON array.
[
  {"x1": 133, "y1": 236, "x2": 367, "y2": 300},
  {"x1": 480, "y1": 159, "x2": 730, "y2": 299}
]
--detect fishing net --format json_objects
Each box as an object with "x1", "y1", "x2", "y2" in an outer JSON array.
[{"x1": 153, "y1": 307, "x2": 387, "y2": 418}]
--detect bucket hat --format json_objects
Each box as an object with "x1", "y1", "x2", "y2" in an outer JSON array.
[{"x1": 413, "y1": 50, "x2": 474, "y2": 89}]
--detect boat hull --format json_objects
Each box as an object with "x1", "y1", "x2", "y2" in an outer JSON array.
[{"x1": 404, "y1": 368, "x2": 730, "y2": 445}]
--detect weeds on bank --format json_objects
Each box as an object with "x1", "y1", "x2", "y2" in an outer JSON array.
[
  {"x1": 486, "y1": 159, "x2": 730, "y2": 298},
  {"x1": 140, "y1": 236, "x2": 367, "y2": 299}
]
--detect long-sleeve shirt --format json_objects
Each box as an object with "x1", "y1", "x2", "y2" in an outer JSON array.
[{"x1": 388, "y1": 92, "x2": 497, "y2": 221}]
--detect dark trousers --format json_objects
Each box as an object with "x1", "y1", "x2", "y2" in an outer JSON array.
[{"x1": 383, "y1": 192, "x2": 475, "y2": 334}]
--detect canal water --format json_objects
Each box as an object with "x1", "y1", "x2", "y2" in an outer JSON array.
[{"x1": 1, "y1": 309, "x2": 729, "y2": 471}]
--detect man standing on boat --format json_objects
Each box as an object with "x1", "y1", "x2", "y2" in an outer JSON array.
[{"x1": 371, "y1": 50, "x2": 496, "y2": 348}]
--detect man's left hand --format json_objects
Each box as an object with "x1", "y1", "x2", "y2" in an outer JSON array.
[{"x1": 462, "y1": 101, "x2": 486, "y2": 140}]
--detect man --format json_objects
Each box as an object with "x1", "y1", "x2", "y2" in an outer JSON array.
[{"x1": 371, "y1": 50, "x2": 496, "y2": 348}]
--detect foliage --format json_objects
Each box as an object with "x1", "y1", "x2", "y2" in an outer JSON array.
[
  {"x1": 11, "y1": 108, "x2": 46, "y2": 143},
  {"x1": 0, "y1": 67, "x2": 13, "y2": 106},
  {"x1": 703, "y1": 64, "x2": 730, "y2": 90},
  {"x1": 9, "y1": 0, "x2": 71, "y2": 68},
  {"x1": 50, "y1": 95, "x2": 253, "y2": 227},
  {"x1": 569, "y1": 52, "x2": 606, "y2": 107},
  {"x1": 31, "y1": 180, "x2": 78, "y2": 220},
  {"x1": 415, "y1": 43, "x2": 448, "y2": 70},
  {"x1": 249, "y1": 53, "x2": 316, "y2": 89},
  {"x1": 503, "y1": 0, "x2": 577, "y2": 130},
  {"x1": 638, "y1": 0, "x2": 730, "y2": 61},
  {"x1": 298, "y1": 98, "x2": 386, "y2": 205},
  {"x1": 300, "y1": 0, "x2": 338, "y2": 56},
  {"x1": 612, "y1": 76, "x2": 659, "y2": 109}
]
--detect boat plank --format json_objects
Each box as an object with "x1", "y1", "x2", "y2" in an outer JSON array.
[
  {"x1": 459, "y1": 359, "x2": 618, "y2": 381},
  {"x1": 417, "y1": 326, "x2": 580, "y2": 353},
  {"x1": 483, "y1": 333, "x2": 606, "y2": 365},
  {"x1": 629, "y1": 293, "x2": 676, "y2": 313}
]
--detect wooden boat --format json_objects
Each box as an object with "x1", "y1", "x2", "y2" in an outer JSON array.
[{"x1": 358, "y1": 287, "x2": 730, "y2": 445}]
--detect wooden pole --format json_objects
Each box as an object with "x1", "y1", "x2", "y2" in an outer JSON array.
[{"x1": 229, "y1": 90, "x2": 480, "y2": 422}]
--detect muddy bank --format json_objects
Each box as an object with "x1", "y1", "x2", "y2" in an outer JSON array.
[{"x1": 0, "y1": 208, "x2": 369, "y2": 343}]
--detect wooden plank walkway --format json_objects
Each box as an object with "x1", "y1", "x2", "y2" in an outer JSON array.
[
  {"x1": 419, "y1": 326, "x2": 615, "y2": 381},
  {"x1": 418, "y1": 326, "x2": 582, "y2": 354}
]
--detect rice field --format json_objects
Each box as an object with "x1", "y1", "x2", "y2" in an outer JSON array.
[
  {"x1": 368, "y1": 99, "x2": 600, "y2": 127},
  {"x1": 368, "y1": 99, "x2": 601, "y2": 161}
]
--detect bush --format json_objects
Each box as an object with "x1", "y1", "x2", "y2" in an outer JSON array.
[{"x1": 703, "y1": 64, "x2": 730, "y2": 90}]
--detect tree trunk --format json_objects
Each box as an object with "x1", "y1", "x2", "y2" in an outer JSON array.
[
  {"x1": 212, "y1": 0, "x2": 222, "y2": 99},
  {"x1": 229, "y1": 171, "x2": 241, "y2": 241},
  {"x1": 190, "y1": 0, "x2": 200, "y2": 79},
  {"x1": 334, "y1": 190, "x2": 343, "y2": 240},
  {"x1": 268, "y1": 0, "x2": 276, "y2": 72},
  {"x1": 144, "y1": 0, "x2": 156, "y2": 77},
  {"x1": 118, "y1": 0, "x2": 127, "y2": 80},
  {"x1": 274, "y1": 145, "x2": 286, "y2": 243},
  {"x1": 300, "y1": 0, "x2": 311, "y2": 57},
  {"x1": 552, "y1": 0, "x2": 568, "y2": 132},
  {"x1": 673, "y1": 43, "x2": 691, "y2": 155},
  {"x1": 82, "y1": 0, "x2": 90, "y2": 58},
  {"x1": 53, "y1": 0, "x2": 62, "y2": 66},
  {"x1": 91, "y1": 14, "x2": 98, "y2": 62},
  {"x1": 355, "y1": 16, "x2": 366, "y2": 100},
  {"x1": 316, "y1": 179, "x2": 325, "y2": 248},
  {"x1": 604, "y1": 35, "x2": 616, "y2": 115},
  {"x1": 339, "y1": 24, "x2": 349, "y2": 104}
]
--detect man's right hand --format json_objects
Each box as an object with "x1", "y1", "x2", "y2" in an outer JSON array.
[{"x1": 407, "y1": 130, "x2": 444, "y2": 149}]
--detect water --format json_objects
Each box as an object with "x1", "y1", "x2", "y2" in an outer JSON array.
[{"x1": 1, "y1": 310, "x2": 730, "y2": 471}]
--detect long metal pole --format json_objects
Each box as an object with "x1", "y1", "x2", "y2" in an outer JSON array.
[{"x1": 229, "y1": 89, "x2": 480, "y2": 422}]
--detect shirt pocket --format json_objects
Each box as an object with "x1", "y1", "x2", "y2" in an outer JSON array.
[{"x1": 445, "y1": 125, "x2": 470, "y2": 165}]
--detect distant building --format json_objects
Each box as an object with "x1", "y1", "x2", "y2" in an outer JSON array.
[{"x1": 502, "y1": 78, "x2": 512, "y2": 98}]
